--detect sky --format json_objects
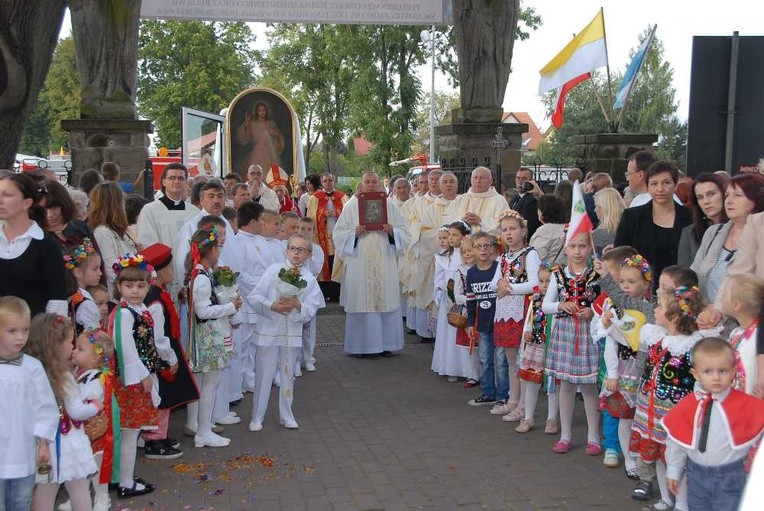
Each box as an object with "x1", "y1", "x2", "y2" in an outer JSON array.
[{"x1": 59, "y1": 1, "x2": 762, "y2": 131}]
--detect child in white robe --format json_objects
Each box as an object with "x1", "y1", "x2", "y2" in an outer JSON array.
[
  {"x1": 247, "y1": 233, "x2": 325, "y2": 431},
  {"x1": 295, "y1": 217, "x2": 325, "y2": 374}
]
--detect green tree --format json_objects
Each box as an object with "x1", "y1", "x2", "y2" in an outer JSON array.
[
  {"x1": 137, "y1": 20, "x2": 257, "y2": 149},
  {"x1": 18, "y1": 37, "x2": 80, "y2": 156},
  {"x1": 412, "y1": 90, "x2": 460, "y2": 155},
  {"x1": 539, "y1": 29, "x2": 686, "y2": 168}
]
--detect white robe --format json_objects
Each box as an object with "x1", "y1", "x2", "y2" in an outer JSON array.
[
  {"x1": 445, "y1": 186, "x2": 510, "y2": 234},
  {"x1": 333, "y1": 197, "x2": 411, "y2": 354},
  {"x1": 431, "y1": 250, "x2": 476, "y2": 378}
]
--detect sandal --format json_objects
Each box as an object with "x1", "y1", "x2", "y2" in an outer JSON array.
[
  {"x1": 544, "y1": 419, "x2": 558, "y2": 435},
  {"x1": 515, "y1": 419, "x2": 534, "y2": 433},
  {"x1": 501, "y1": 405, "x2": 525, "y2": 422}
]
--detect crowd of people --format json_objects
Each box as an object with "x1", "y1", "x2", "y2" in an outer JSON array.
[{"x1": 1, "y1": 152, "x2": 764, "y2": 511}]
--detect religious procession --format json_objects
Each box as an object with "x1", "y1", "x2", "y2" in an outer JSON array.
[{"x1": 3, "y1": 1, "x2": 764, "y2": 511}]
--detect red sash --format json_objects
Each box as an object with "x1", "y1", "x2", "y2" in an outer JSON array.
[{"x1": 314, "y1": 190, "x2": 346, "y2": 280}]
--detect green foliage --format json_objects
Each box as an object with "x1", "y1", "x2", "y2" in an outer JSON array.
[
  {"x1": 18, "y1": 37, "x2": 80, "y2": 156},
  {"x1": 540, "y1": 28, "x2": 686, "y2": 168},
  {"x1": 137, "y1": 20, "x2": 257, "y2": 148},
  {"x1": 412, "y1": 90, "x2": 460, "y2": 155}
]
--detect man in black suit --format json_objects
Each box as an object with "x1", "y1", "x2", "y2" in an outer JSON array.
[{"x1": 509, "y1": 167, "x2": 541, "y2": 240}]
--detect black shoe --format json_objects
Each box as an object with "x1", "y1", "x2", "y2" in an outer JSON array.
[
  {"x1": 162, "y1": 437, "x2": 181, "y2": 450},
  {"x1": 380, "y1": 350, "x2": 393, "y2": 357},
  {"x1": 144, "y1": 440, "x2": 183, "y2": 460},
  {"x1": 117, "y1": 481, "x2": 155, "y2": 499},
  {"x1": 631, "y1": 481, "x2": 653, "y2": 501},
  {"x1": 467, "y1": 395, "x2": 497, "y2": 407},
  {"x1": 418, "y1": 336, "x2": 434, "y2": 344},
  {"x1": 229, "y1": 398, "x2": 243, "y2": 407}
]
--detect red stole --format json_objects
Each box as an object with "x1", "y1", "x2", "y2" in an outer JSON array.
[
  {"x1": 314, "y1": 189, "x2": 346, "y2": 280},
  {"x1": 662, "y1": 388, "x2": 764, "y2": 450}
]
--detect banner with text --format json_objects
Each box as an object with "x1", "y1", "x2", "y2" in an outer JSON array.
[{"x1": 141, "y1": 0, "x2": 450, "y2": 25}]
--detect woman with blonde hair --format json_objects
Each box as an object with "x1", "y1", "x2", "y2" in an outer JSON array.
[
  {"x1": 89, "y1": 182, "x2": 139, "y2": 299},
  {"x1": 592, "y1": 187, "x2": 625, "y2": 256}
]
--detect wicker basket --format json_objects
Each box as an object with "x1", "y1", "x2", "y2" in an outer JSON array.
[
  {"x1": 83, "y1": 410, "x2": 108, "y2": 441},
  {"x1": 446, "y1": 304, "x2": 468, "y2": 329}
]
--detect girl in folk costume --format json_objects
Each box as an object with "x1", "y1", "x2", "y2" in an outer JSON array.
[
  {"x1": 626, "y1": 286, "x2": 711, "y2": 511},
  {"x1": 718, "y1": 273, "x2": 764, "y2": 395},
  {"x1": 490, "y1": 211, "x2": 540, "y2": 422},
  {"x1": 515, "y1": 263, "x2": 559, "y2": 435},
  {"x1": 592, "y1": 254, "x2": 654, "y2": 478},
  {"x1": 432, "y1": 221, "x2": 476, "y2": 381},
  {"x1": 108, "y1": 254, "x2": 175, "y2": 498},
  {"x1": 542, "y1": 232, "x2": 601, "y2": 455},
  {"x1": 140, "y1": 243, "x2": 199, "y2": 459},
  {"x1": 185, "y1": 226, "x2": 242, "y2": 448},
  {"x1": 63, "y1": 330, "x2": 118, "y2": 511},
  {"x1": 248, "y1": 234, "x2": 324, "y2": 432},
  {"x1": 27, "y1": 315, "x2": 99, "y2": 511},
  {"x1": 64, "y1": 239, "x2": 103, "y2": 335}
]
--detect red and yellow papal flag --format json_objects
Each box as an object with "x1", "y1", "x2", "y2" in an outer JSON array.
[{"x1": 539, "y1": 9, "x2": 608, "y2": 128}]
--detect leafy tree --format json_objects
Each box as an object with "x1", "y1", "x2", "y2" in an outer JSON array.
[
  {"x1": 19, "y1": 37, "x2": 80, "y2": 156},
  {"x1": 412, "y1": 90, "x2": 460, "y2": 155},
  {"x1": 137, "y1": 20, "x2": 257, "y2": 148},
  {"x1": 540, "y1": 29, "x2": 686, "y2": 168}
]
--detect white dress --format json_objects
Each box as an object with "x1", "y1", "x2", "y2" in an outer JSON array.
[
  {"x1": 38, "y1": 373, "x2": 99, "y2": 484},
  {"x1": 431, "y1": 251, "x2": 476, "y2": 378}
]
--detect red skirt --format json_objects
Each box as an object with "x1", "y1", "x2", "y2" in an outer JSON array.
[
  {"x1": 494, "y1": 318, "x2": 523, "y2": 348},
  {"x1": 115, "y1": 382, "x2": 158, "y2": 430},
  {"x1": 629, "y1": 431, "x2": 665, "y2": 463}
]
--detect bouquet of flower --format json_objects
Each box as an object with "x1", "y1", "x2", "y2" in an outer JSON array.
[
  {"x1": 275, "y1": 266, "x2": 308, "y2": 298},
  {"x1": 213, "y1": 266, "x2": 239, "y2": 304}
]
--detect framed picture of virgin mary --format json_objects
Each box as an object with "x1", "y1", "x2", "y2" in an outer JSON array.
[{"x1": 358, "y1": 192, "x2": 388, "y2": 231}]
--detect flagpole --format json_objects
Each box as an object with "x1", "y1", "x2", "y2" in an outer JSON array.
[
  {"x1": 589, "y1": 76, "x2": 612, "y2": 126},
  {"x1": 600, "y1": 7, "x2": 616, "y2": 132},
  {"x1": 616, "y1": 25, "x2": 657, "y2": 130}
]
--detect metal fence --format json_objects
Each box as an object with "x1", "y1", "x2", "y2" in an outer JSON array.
[{"x1": 440, "y1": 156, "x2": 500, "y2": 194}]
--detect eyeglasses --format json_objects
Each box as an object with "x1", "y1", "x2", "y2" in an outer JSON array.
[
  {"x1": 164, "y1": 175, "x2": 186, "y2": 182},
  {"x1": 473, "y1": 243, "x2": 493, "y2": 250},
  {"x1": 287, "y1": 246, "x2": 309, "y2": 254}
]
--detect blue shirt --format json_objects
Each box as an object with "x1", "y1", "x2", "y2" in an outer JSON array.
[{"x1": 465, "y1": 261, "x2": 498, "y2": 333}]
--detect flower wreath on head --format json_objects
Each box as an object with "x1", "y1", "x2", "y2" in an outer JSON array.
[
  {"x1": 622, "y1": 254, "x2": 653, "y2": 297},
  {"x1": 438, "y1": 225, "x2": 449, "y2": 232},
  {"x1": 81, "y1": 327, "x2": 113, "y2": 381},
  {"x1": 456, "y1": 219, "x2": 473, "y2": 234},
  {"x1": 498, "y1": 209, "x2": 525, "y2": 225},
  {"x1": 63, "y1": 237, "x2": 96, "y2": 269},
  {"x1": 189, "y1": 224, "x2": 220, "y2": 268},
  {"x1": 673, "y1": 285, "x2": 701, "y2": 321},
  {"x1": 112, "y1": 253, "x2": 156, "y2": 281}
]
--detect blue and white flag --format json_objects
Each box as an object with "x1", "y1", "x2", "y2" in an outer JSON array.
[{"x1": 613, "y1": 25, "x2": 657, "y2": 110}]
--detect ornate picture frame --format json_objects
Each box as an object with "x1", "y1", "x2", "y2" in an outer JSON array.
[{"x1": 357, "y1": 192, "x2": 388, "y2": 231}]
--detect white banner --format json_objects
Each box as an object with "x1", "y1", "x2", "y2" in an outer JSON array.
[{"x1": 141, "y1": 0, "x2": 449, "y2": 25}]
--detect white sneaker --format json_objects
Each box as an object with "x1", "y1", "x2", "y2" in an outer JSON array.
[
  {"x1": 295, "y1": 368, "x2": 302, "y2": 377},
  {"x1": 58, "y1": 500, "x2": 72, "y2": 511},
  {"x1": 304, "y1": 363, "x2": 316, "y2": 372},
  {"x1": 194, "y1": 432, "x2": 230, "y2": 448},
  {"x1": 248, "y1": 421, "x2": 263, "y2": 432},
  {"x1": 215, "y1": 414, "x2": 241, "y2": 425},
  {"x1": 280, "y1": 419, "x2": 299, "y2": 429}
]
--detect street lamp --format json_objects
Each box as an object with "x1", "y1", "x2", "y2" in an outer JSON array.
[{"x1": 420, "y1": 26, "x2": 436, "y2": 163}]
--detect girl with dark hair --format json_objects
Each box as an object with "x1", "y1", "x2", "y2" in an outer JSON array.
[
  {"x1": 0, "y1": 171, "x2": 67, "y2": 315},
  {"x1": 529, "y1": 194, "x2": 567, "y2": 265},
  {"x1": 691, "y1": 172, "x2": 764, "y2": 303},
  {"x1": 677, "y1": 173, "x2": 728, "y2": 265}
]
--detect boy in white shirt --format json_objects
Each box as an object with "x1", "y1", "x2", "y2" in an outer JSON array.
[
  {"x1": 236, "y1": 206, "x2": 285, "y2": 393},
  {"x1": 296, "y1": 217, "x2": 326, "y2": 373},
  {"x1": 247, "y1": 234, "x2": 325, "y2": 431}
]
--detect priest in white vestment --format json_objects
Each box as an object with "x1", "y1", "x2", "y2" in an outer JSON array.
[
  {"x1": 390, "y1": 178, "x2": 413, "y2": 321},
  {"x1": 333, "y1": 172, "x2": 411, "y2": 356},
  {"x1": 445, "y1": 166, "x2": 510, "y2": 233},
  {"x1": 246, "y1": 165, "x2": 280, "y2": 212}
]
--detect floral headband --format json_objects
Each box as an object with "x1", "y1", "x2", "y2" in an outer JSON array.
[
  {"x1": 112, "y1": 253, "x2": 155, "y2": 278},
  {"x1": 82, "y1": 328, "x2": 113, "y2": 377},
  {"x1": 63, "y1": 238, "x2": 96, "y2": 269},
  {"x1": 438, "y1": 225, "x2": 449, "y2": 232},
  {"x1": 498, "y1": 209, "x2": 525, "y2": 225},
  {"x1": 540, "y1": 262, "x2": 558, "y2": 273},
  {"x1": 673, "y1": 285, "x2": 701, "y2": 320},
  {"x1": 622, "y1": 254, "x2": 653, "y2": 284},
  {"x1": 190, "y1": 225, "x2": 221, "y2": 268}
]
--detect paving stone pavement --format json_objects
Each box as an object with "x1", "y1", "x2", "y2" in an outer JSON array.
[{"x1": 117, "y1": 304, "x2": 642, "y2": 511}]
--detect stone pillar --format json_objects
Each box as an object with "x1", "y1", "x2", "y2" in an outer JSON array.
[
  {"x1": 574, "y1": 133, "x2": 658, "y2": 181},
  {"x1": 61, "y1": 119, "x2": 153, "y2": 183},
  {"x1": 436, "y1": 119, "x2": 527, "y2": 193}
]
